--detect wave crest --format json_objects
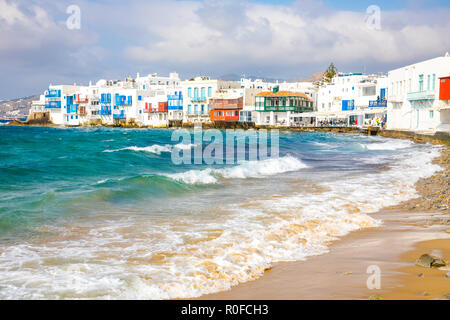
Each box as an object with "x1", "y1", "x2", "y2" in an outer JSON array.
[{"x1": 165, "y1": 155, "x2": 308, "y2": 184}]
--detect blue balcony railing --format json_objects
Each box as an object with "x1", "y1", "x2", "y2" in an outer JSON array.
[
  {"x1": 45, "y1": 101, "x2": 61, "y2": 108},
  {"x1": 67, "y1": 105, "x2": 77, "y2": 113},
  {"x1": 369, "y1": 99, "x2": 387, "y2": 107},
  {"x1": 407, "y1": 91, "x2": 435, "y2": 101},
  {"x1": 99, "y1": 106, "x2": 112, "y2": 115},
  {"x1": 99, "y1": 93, "x2": 111, "y2": 104},
  {"x1": 113, "y1": 111, "x2": 126, "y2": 119},
  {"x1": 342, "y1": 100, "x2": 355, "y2": 111},
  {"x1": 115, "y1": 95, "x2": 132, "y2": 106},
  {"x1": 45, "y1": 89, "x2": 61, "y2": 98}
]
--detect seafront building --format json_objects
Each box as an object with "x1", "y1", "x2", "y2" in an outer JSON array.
[
  {"x1": 254, "y1": 86, "x2": 314, "y2": 126},
  {"x1": 181, "y1": 77, "x2": 241, "y2": 124},
  {"x1": 30, "y1": 73, "x2": 183, "y2": 127},
  {"x1": 28, "y1": 54, "x2": 450, "y2": 133},
  {"x1": 387, "y1": 53, "x2": 450, "y2": 133},
  {"x1": 209, "y1": 88, "x2": 244, "y2": 122},
  {"x1": 315, "y1": 73, "x2": 388, "y2": 126}
]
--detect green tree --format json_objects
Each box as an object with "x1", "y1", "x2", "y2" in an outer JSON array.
[{"x1": 324, "y1": 63, "x2": 337, "y2": 83}]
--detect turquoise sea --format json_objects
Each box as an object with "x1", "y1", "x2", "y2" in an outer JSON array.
[{"x1": 0, "y1": 125, "x2": 442, "y2": 299}]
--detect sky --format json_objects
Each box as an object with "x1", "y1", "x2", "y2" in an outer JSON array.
[{"x1": 0, "y1": 0, "x2": 449, "y2": 100}]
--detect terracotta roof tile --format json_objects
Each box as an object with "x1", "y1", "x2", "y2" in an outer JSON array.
[{"x1": 256, "y1": 91, "x2": 311, "y2": 100}]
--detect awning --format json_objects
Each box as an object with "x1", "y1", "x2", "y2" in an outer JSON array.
[{"x1": 290, "y1": 108, "x2": 387, "y2": 118}]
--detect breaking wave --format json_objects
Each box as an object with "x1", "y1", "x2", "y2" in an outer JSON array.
[
  {"x1": 104, "y1": 143, "x2": 197, "y2": 155},
  {"x1": 165, "y1": 155, "x2": 308, "y2": 184}
]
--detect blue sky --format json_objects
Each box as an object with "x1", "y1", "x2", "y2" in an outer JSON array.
[{"x1": 0, "y1": 0, "x2": 449, "y2": 100}]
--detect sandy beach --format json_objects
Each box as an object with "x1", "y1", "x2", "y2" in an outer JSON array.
[{"x1": 200, "y1": 134, "x2": 450, "y2": 300}]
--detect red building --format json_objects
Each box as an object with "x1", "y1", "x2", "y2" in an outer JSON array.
[
  {"x1": 439, "y1": 76, "x2": 450, "y2": 100},
  {"x1": 209, "y1": 97, "x2": 243, "y2": 122}
]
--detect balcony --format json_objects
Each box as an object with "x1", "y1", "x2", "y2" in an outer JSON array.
[
  {"x1": 45, "y1": 89, "x2": 61, "y2": 98},
  {"x1": 168, "y1": 104, "x2": 183, "y2": 111},
  {"x1": 99, "y1": 94, "x2": 111, "y2": 104},
  {"x1": 99, "y1": 107, "x2": 112, "y2": 115},
  {"x1": 45, "y1": 101, "x2": 61, "y2": 108},
  {"x1": 115, "y1": 95, "x2": 132, "y2": 106},
  {"x1": 67, "y1": 105, "x2": 77, "y2": 114},
  {"x1": 369, "y1": 99, "x2": 387, "y2": 107},
  {"x1": 75, "y1": 98, "x2": 89, "y2": 104},
  {"x1": 191, "y1": 96, "x2": 207, "y2": 103},
  {"x1": 407, "y1": 90, "x2": 436, "y2": 101},
  {"x1": 113, "y1": 111, "x2": 126, "y2": 119},
  {"x1": 255, "y1": 105, "x2": 313, "y2": 113}
]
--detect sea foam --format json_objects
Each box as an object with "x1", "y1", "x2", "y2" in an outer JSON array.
[{"x1": 165, "y1": 155, "x2": 308, "y2": 184}]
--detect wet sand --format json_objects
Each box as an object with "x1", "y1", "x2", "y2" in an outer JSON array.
[{"x1": 199, "y1": 139, "x2": 450, "y2": 300}]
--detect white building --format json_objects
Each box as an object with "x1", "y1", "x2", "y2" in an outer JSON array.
[
  {"x1": 30, "y1": 95, "x2": 46, "y2": 113},
  {"x1": 43, "y1": 84, "x2": 85, "y2": 125},
  {"x1": 253, "y1": 87, "x2": 314, "y2": 127},
  {"x1": 316, "y1": 73, "x2": 388, "y2": 126},
  {"x1": 138, "y1": 90, "x2": 169, "y2": 127},
  {"x1": 33, "y1": 72, "x2": 183, "y2": 127},
  {"x1": 387, "y1": 53, "x2": 450, "y2": 133},
  {"x1": 181, "y1": 77, "x2": 240, "y2": 124},
  {"x1": 240, "y1": 78, "x2": 276, "y2": 90}
]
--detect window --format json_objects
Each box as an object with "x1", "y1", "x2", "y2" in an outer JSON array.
[
  {"x1": 201, "y1": 88, "x2": 205, "y2": 99},
  {"x1": 188, "y1": 88, "x2": 192, "y2": 98},
  {"x1": 427, "y1": 75, "x2": 431, "y2": 90},
  {"x1": 419, "y1": 74, "x2": 424, "y2": 92},
  {"x1": 194, "y1": 105, "x2": 198, "y2": 114},
  {"x1": 188, "y1": 104, "x2": 192, "y2": 114},
  {"x1": 201, "y1": 104, "x2": 205, "y2": 114},
  {"x1": 194, "y1": 88, "x2": 198, "y2": 99},
  {"x1": 433, "y1": 74, "x2": 436, "y2": 90},
  {"x1": 208, "y1": 87, "x2": 212, "y2": 97},
  {"x1": 429, "y1": 110, "x2": 434, "y2": 119}
]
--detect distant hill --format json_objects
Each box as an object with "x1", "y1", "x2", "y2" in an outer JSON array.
[
  {"x1": 297, "y1": 71, "x2": 326, "y2": 83},
  {"x1": 0, "y1": 95, "x2": 39, "y2": 119}
]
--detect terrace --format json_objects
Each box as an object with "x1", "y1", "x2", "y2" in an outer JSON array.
[
  {"x1": 45, "y1": 89, "x2": 61, "y2": 98},
  {"x1": 369, "y1": 99, "x2": 387, "y2": 107},
  {"x1": 45, "y1": 101, "x2": 61, "y2": 108}
]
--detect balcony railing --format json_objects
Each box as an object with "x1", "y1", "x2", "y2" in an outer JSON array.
[
  {"x1": 67, "y1": 105, "x2": 77, "y2": 114},
  {"x1": 407, "y1": 90, "x2": 436, "y2": 101},
  {"x1": 168, "y1": 105, "x2": 183, "y2": 111},
  {"x1": 255, "y1": 105, "x2": 313, "y2": 112},
  {"x1": 75, "y1": 98, "x2": 89, "y2": 104},
  {"x1": 113, "y1": 112, "x2": 126, "y2": 119},
  {"x1": 369, "y1": 99, "x2": 387, "y2": 107},
  {"x1": 45, "y1": 101, "x2": 61, "y2": 108},
  {"x1": 191, "y1": 97, "x2": 207, "y2": 102},
  {"x1": 45, "y1": 90, "x2": 61, "y2": 98},
  {"x1": 99, "y1": 107, "x2": 112, "y2": 115}
]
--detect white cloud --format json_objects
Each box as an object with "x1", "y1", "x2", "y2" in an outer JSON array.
[
  {"x1": 0, "y1": 0, "x2": 449, "y2": 99},
  {"x1": 121, "y1": 0, "x2": 450, "y2": 70}
]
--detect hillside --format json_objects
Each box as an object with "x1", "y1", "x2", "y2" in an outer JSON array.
[{"x1": 0, "y1": 95, "x2": 39, "y2": 118}]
